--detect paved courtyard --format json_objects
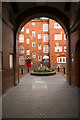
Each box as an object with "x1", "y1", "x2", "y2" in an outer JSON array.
[{"x1": 2, "y1": 73, "x2": 78, "y2": 118}]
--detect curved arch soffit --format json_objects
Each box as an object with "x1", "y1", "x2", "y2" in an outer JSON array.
[{"x1": 15, "y1": 6, "x2": 69, "y2": 37}]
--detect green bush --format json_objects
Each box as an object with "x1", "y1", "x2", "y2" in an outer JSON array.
[{"x1": 34, "y1": 66, "x2": 52, "y2": 72}]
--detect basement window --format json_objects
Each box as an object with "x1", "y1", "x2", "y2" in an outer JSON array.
[{"x1": 57, "y1": 57, "x2": 66, "y2": 63}]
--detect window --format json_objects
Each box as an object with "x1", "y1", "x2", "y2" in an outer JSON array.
[
  {"x1": 41, "y1": 17, "x2": 49, "y2": 20},
  {"x1": 43, "y1": 34, "x2": 48, "y2": 42},
  {"x1": 54, "y1": 23, "x2": 62, "y2": 28},
  {"x1": 32, "y1": 31, "x2": 35, "y2": 37},
  {"x1": 64, "y1": 46, "x2": 66, "y2": 52},
  {"x1": 55, "y1": 46, "x2": 62, "y2": 52},
  {"x1": 9, "y1": 54, "x2": 13, "y2": 68},
  {"x1": 32, "y1": 52, "x2": 36, "y2": 58},
  {"x1": 26, "y1": 38, "x2": 30, "y2": 44},
  {"x1": 19, "y1": 46, "x2": 24, "y2": 54},
  {"x1": 64, "y1": 34, "x2": 66, "y2": 40},
  {"x1": 26, "y1": 28, "x2": 29, "y2": 33},
  {"x1": 0, "y1": 52, "x2": 2, "y2": 70},
  {"x1": 57, "y1": 57, "x2": 66, "y2": 63},
  {"x1": 32, "y1": 22, "x2": 35, "y2": 26},
  {"x1": 19, "y1": 34, "x2": 24, "y2": 42},
  {"x1": 32, "y1": 42, "x2": 36, "y2": 47},
  {"x1": 54, "y1": 34, "x2": 62, "y2": 40},
  {"x1": 43, "y1": 24, "x2": 48, "y2": 31},
  {"x1": 19, "y1": 57, "x2": 25, "y2": 65},
  {"x1": 38, "y1": 56, "x2": 42, "y2": 61},
  {"x1": 38, "y1": 34, "x2": 41, "y2": 39},
  {"x1": 38, "y1": 44, "x2": 41, "y2": 50},
  {"x1": 26, "y1": 49, "x2": 30, "y2": 55},
  {"x1": 21, "y1": 27, "x2": 24, "y2": 32},
  {"x1": 43, "y1": 45, "x2": 49, "y2": 53}
]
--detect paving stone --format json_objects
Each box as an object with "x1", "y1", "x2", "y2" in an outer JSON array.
[{"x1": 2, "y1": 73, "x2": 78, "y2": 118}]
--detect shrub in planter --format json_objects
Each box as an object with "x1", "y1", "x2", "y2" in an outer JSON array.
[{"x1": 34, "y1": 66, "x2": 51, "y2": 72}]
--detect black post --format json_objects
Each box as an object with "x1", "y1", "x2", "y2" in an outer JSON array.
[
  {"x1": 21, "y1": 68, "x2": 23, "y2": 74},
  {"x1": 58, "y1": 66, "x2": 59, "y2": 72},
  {"x1": 27, "y1": 67, "x2": 29, "y2": 73},
  {"x1": 64, "y1": 67, "x2": 65, "y2": 74}
]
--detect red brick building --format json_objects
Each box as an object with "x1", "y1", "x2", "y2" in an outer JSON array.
[{"x1": 19, "y1": 17, "x2": 66, "y2": 70}]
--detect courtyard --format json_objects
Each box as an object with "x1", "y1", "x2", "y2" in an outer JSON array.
[{"x1": 2, "y1": 73, "x2": 78, "y2": 118}]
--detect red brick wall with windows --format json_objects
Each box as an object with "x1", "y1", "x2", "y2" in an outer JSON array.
[
  {"x1": 49, "y1": 19, "x2": 66, "y2": 69},
  {"x1": 19, "y1": 18, "x2": 66, "y2": 70}
]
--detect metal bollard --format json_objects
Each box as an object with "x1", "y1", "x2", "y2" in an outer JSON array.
[
  {"x1": 21, "y1": 68, "x2": 23, "y2": 74},
  {"x1": 58, "y1": 66, "x2": 59, "y2": 72},
  {"x1": 64, "y1": 67, "x2": 65, "y2": 74},
  {"x1": 27, "y1": 67, "x2": 29, "y2": 73}
]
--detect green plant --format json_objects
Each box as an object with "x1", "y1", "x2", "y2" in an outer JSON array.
[{"x1": 34, "y1": 66, "x2": 52, "y2": 72}]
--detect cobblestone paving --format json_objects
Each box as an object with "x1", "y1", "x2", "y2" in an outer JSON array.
[{"x1": 2, "y1": 74, "x2": 78, "y2": 118}]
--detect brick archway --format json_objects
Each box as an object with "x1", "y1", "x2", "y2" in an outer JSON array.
[
  {"x1": 15, "y1": 6, "x2": 69, "y2": 35},
  {"x1": 75, "y1": 40, "x2": 80, "y2": 88},
  {"x1": 14, "y1": 5, "x2": 71, "y2": 85}
]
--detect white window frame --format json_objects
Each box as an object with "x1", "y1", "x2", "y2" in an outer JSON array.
[
  {"x1": 9, "y1": 54, "x2": 13, "y2": 68},
  {"x1": 19, "y1": 34, "x2": 24, "y2": 43},
  {"x1": 54, "y1": 23, "x2": 62, "y2": 29},
  {"x1": 32, "y1": 31, "x2": 35, "y2": 37},
  {"x1": 43, "y1": 45, "x2": 49, "y2": 53},
  {"x1": 19, "y1": 46, "x2": 24, "y2": 54},
  {"x1": 43, "y1": 34, "x2": 48, "y2": 42},
  {"x1": 38, "y1": 44, "x2": 41, "y2": 50},
  {"x1": 54, "y1": 34, "x2": 62, "y2": 40},
  {"x1": 26, "y1": 49, "x2": 30, "y2": 55},
  {"x1": 38, "y1": 56, "x2": 42, "y2": 61},
  {"x1": 32, "y1": 52, "x2": 36, "y2": 58},
  {"x1": 32, "y1": 42, "x2": 36, "y2": 47},
  {"x1": 26, "y1": 28, "x2": 29, "y2": 33},
  {"x1": 26, "y1": 38, "x2": 30, "y2": 44},
  {"x1": 64, "y1": 46, "x2": 66, "y2": 52},
  {"x1": 38, "y1": 34, "x2": 41, "y2": 39},
  {"x1": 43, "y1": 24, "x2": 48, "y2": 31},
  {"x1": 64, "y1": 34, "x2": 66, "y2": 40},
  {"x1": 32, "y1": 22, "x2": 35, "y2": 26},
  {"x1": 21, "y1": 27, "x2": 24, "y2": 32},
  {"x1": 19, "y1": 57, "x2": 25, "y2": 65},
  {"x1": 57, "y1": 57, "x2": 66, "y2": 63},
  {"x1": 55, "y1": 46, "x2": 62, "y2": 52}
]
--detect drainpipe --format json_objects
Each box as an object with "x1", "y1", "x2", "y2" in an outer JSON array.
[{"x1": 48, "y1": 18, "x2": 50, "y2": 68}]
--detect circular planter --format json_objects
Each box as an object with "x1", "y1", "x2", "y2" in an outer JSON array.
[{"x1": 30, "y1": 71, "x2": 56, "y2": 76}]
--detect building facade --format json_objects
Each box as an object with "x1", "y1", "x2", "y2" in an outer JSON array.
[{"x1": 19, "y1": 17, "x2": 66, "y2": 71}]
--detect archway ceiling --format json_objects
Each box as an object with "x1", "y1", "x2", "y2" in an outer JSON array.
[{"x1": 11, "y1": 2, "x2": 71, "y2": 19}]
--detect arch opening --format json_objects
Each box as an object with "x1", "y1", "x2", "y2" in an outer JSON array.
[
  {"x1": 14, "y1": 6, "x2": 69, "y2": 85},
  {"x1": 18, "y1": 17, "x2": 67, "y2": 79}
]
